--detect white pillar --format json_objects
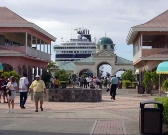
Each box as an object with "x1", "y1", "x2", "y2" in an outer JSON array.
[
  {"x1": 25, "y1": 32, "x2": 27, "y2": 54},
  {"x1": 40, "y1": 68, "x2": 42, "y2": 76},
  {"x1": 140, "y1": 34, "x2": 142, "y2": 57},
  {"x1": 36, "y1": 67, "x2": 38, "y2": 75},
  {"x1": 25, "y1": 32, "x2": 27, "y2": 46},
  {"x1": 50, "y1": 43, "x2": 51, "y2": 54},
  {"x1": 36, "y1": 37, "x2": 37, "y2": 49}
]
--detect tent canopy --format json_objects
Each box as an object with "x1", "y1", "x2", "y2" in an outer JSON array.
[
  {"x1": 156, "y1": 61, "x2": 168, "y2": 74},
  {"x1": 0, "y1": 63, "x2": 3, "y2": 72}
]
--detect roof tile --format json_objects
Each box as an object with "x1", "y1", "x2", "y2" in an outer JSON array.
[
  {"x1": 0, "y1": 7, "x2": 31, "y2": 24},
  {"x1": 134, "y1": 10, "x2": 168, "y2": 28}
]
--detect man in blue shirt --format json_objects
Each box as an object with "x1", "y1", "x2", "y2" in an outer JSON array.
[{"x1": 110, "y1": 75, "x2": 118, "y2": 100}]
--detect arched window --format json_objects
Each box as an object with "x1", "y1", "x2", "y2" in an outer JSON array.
[
  {"x1": 104, "y1": 45, "x2": 107, "y2": 50},
  {"x1": 97, "y1": 45, "x2": 100, "y2": 49}
]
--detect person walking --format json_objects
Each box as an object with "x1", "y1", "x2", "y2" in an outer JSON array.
[
  {"x1": 83, "y1": 77, "x2": 87, "y2": 89},
  {"x1": 110, "y1": 75, "x2": 118, "y2": 100},
  {"x1": 0, "y1": 76, "x2": 8, "y2": 103},
  {"x1": 19, "y1": 73, "x2": 29, "y2": 109},
  {"x1": 29, "y1": 75, "x2": 46, "y2": 112},
  {"x1": 53, "y1": 76, "x2": 60, "y2": 88},
  {"x1": 6, "y1": 76, "x2": 18, "y2": 113}
]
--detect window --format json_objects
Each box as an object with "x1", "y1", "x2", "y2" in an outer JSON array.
[
  {"x1": 111, "y1": 45, "x2": 114, "y2": 49},
  {"x1": 104, "y1": 45, "x2": 107, "y2": 50},
  {"x1": 97, "y1": 45, "x2": 100, "y2": 49}
]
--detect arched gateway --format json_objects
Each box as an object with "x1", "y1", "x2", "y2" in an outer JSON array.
[{"x1": 58, "y1": 37, "x2": 134, "y2": 76}]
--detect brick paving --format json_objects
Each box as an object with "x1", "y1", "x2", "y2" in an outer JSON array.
[{"x1": 0, "y1": 89, "x2": 160, "y2": 135}]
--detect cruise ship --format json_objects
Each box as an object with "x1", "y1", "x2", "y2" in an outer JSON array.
[{"x1": 54, "y1": 28, "x2": 96, "y2": 62}]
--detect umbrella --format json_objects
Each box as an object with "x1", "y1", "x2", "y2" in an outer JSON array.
[
  {"x1": 156, "y1": 61, "x2": 168, "y2": 96},
  {"x1": 0, "y1": 63, "x2": 3, "y2": 72}
]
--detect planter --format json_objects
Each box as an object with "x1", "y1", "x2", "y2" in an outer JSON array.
[
  {"x1": 163, "y1": 122, "x2": 168, "y2": 133},
  {"x1": 165, "y1": 92, "x2": 168, "y2": 97}
]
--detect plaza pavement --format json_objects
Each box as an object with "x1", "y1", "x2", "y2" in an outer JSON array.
[{"x1": 0, "y1": 88, "x2": 166, "y2": 135}]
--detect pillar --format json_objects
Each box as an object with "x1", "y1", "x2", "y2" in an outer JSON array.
[
  {"x1": 43, "y1": 42, "x2": 45, "y2": 52},
  {"x1": 40, "y1": 40, "x2": 41, "y2": 51},
  {"x1": 31, "y1": 35, "x2": 33, "y2": 47},
  {"x1": 50, "y1": 44, "x2": 51, "y2": 54},
  {"x1": 36, "y1": 37, "x2": 37, "y2": 49},
  {"x1": 47, "y1": 44, "x2": 48, "y2": 53},
  {"x1": 25, "y1": 32, "x2": 27, "y2": 54}
]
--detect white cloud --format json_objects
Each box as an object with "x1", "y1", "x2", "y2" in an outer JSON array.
[{"x1": 1, "y1": 0, "x2": 168, "y2": 64}]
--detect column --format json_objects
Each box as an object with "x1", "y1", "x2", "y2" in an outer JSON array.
[
  {"x1": 50, "y1": 43, "x2": 51, "y2": 54},
  {"x1": 140, "y1": 34, "x2": 142, "y2": 57},
  {"x1": 25, "y1": 32, "x2": 27, "y2": 54},
  {"x1": 36, "y1": 37, "x2": 37, "y2": 49},
  {"x1": 43, "y1": 42, "x2": 45, "y2": 52},
  {"x1": 36, "y1": 67, "x2": 39, "y2": 75},
  {"x1": 31, "y1": 35, "x2": 33, "y2": 47},
  {"x1": 47, "y1": 44, "x2": 48, "y2": 53},
  {"x1": 40, "y1": 40, "x2": 41, "y2": 51}
]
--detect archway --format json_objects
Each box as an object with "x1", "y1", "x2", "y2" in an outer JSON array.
[
  {"x1": 79, "y1": 69, "x2": 93, "y2": 77},
  {"x1": 2, "y1": 63, "x2": 13, "y2": 72},
  {"x1": 114, "y1": 69, "x2": 127, "y2": 78},
  {"x1": 97, "y1": 62, "x2": 112, "y2": 77}
]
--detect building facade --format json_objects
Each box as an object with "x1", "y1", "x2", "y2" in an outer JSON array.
[
  {"x1": 127, "y1": 10, "x2": 168, "y2": 84},
  {"x1": 0, "y1": 7, "x2": 56, "y2": 82},
  {"x1": 57, "y1": 37, "x2": 134, "y2": 77}
]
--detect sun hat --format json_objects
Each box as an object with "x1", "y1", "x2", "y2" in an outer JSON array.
[{"x1": 35, "y1": 75, "x2": 40, "y2": 78}]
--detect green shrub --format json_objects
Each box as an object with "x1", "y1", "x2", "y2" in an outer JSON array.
[
  {"x1": 2, "y1": 71, "x2": 20, "y2": 83},
  {"x1": 122, "y1": 80, "x2": 130, "y2": 88},
  {"x1": 154, "y1": 97, "x2": 168, "y2": 123},
  {"x1": 122, "y1": 80, "x2": 137, "y2": 88}
]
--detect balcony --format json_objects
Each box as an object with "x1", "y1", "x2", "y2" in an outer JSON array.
[
  {"x1": 133, "y1": 48, "x2": 168, "y2": 63},
  {"x1": 0, "y1": 45, "x2": 51, "y2": 61}
]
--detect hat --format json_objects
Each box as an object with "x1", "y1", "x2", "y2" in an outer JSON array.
[{"x1": 35, "y1": 75, "x2": 40, "y2": 78}]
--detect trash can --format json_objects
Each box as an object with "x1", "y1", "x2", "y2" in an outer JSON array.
[
  {"x1": 61, "y1": 81, "x2": 66, "y2": 88},
  {"x1": 138, "y1": 85, "x2": 144, "y2": 94},
  {"x1": 139, "y1": 100, "x2": 163, "y2": 134}
]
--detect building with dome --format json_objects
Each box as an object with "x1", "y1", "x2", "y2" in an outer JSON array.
[{"x1": 56, "y1": 35, "x2": 134, "y2": 77}]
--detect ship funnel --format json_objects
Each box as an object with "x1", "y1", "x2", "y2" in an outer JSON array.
[
  {"x1": 83, "y1": 30, "x2": 85, "y2": 34},
  {"x1": 88, "y1": 30, "x2": 89, "y2": 34},
  {"x1": 85, "y1": 29, "x2": 87, "y2": 34}
]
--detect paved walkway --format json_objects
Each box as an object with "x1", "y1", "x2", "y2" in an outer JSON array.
[{"x1": 0, "y1": 89, "x2": 165, "y2": 135}]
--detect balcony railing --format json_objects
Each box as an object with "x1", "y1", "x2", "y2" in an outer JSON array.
[{"x1": 0, "y1": 45, "x2": 51, "y2": 61}]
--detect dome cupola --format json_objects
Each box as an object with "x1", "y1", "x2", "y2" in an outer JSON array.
[{"x1": 96, "y1": 37, "x2": 115, "y2": 53}]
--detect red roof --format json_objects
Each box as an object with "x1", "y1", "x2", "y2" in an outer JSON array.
[
  {"x1": 0, "y1": 7, "x2": 31, "y2": 24},
  {"x1": 134, "y1": 10, "x2": 168, "y2": 28}
]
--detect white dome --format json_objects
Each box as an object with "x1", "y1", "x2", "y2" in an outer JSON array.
[
  {"x1": 82, "y1": 36, "x2": 87, "y2": 39},
  {"x1": 76, "y1": 34, "x2": 81, "y2": 39}
]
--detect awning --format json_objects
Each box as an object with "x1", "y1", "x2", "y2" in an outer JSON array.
[
  {"x1": 156, "y1": 61, "x2": 168, "y2": 74},
  {"x1": 0, "y1": 63, "x2": 3, "y2": 72},
  {"x1": 135, "y1": 69, "x2": 139, "y2": 74}
]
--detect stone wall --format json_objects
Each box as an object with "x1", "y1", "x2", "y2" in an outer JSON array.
[{"x1": 45, "y1": 88, "x2": 102, "y2": 102}]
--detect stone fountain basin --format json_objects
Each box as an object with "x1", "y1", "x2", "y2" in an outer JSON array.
[{"x1": 44, "y1": 88, "x2": 102, "y2": 102}]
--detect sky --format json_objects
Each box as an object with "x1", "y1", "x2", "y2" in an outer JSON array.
[{"x1": 1, "y1": 0, "x2": 168, "y2": 76}]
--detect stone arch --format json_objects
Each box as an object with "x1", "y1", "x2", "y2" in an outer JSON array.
[
  {"x1": 96, "y1": 61, "x2": 113, "y2": 77},
  {"x1": 78, "y1": 68, "x2": 94, "y2": 77},
  {"x1": 113, "y1": 68, "x2": 127, "y2": 75},
  {"x1": 2, "y1": 63, "x2": 13, "y2": 72}
]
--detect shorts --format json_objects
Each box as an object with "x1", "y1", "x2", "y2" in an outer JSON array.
[
  {"x1": 8, "y1": 91, "x2": 16, "y2": 100},
  {"x1": 0, "y1": 90, "x2": 6, "y2": 95},
  {"x1": 34, "y1": 92, "x2": 44, "y2": 102}
]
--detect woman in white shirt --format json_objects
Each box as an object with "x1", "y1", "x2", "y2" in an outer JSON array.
[{"x1": 6, "y1": 76, "x2": 17, "y2": 113}]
